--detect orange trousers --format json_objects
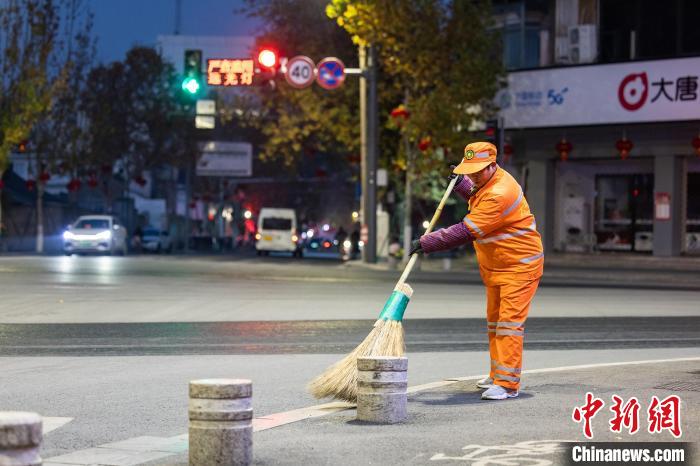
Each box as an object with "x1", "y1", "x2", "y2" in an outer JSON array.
[{"x1": 485, "y1": 278, "x2": 540, "y2": 391}]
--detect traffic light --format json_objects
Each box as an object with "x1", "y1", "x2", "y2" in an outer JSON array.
[
  {"x1": 256, "y1": 47, "x2": 279, "y2": 72},
  {"x1": 254, "y1": 47, "x2": 281, "y2": 87},
  {"x1": 485, "y1": 119, "x2": 499, "y2": 144},
  {"x1": 485, "y1": 118, "x2": 507, "y2": 163},
  {"x1": 182, "y1": 49, "x2": 203, "y2": 97}
]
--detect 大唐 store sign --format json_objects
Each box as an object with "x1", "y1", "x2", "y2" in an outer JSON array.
[{"x1": 498, "y1": 57, "x2": 700, "y2": 129}]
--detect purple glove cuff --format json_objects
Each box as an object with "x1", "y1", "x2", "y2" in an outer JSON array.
[
  {"x1": 453, "y1": 176, "x2": 475, "y2": 200},
  {"x1": 419, "y1": 222, "x2": 475, "y2": 254}
]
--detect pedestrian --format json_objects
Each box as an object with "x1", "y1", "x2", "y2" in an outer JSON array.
[
  {"x1": 350, "y1": 226, "x2": 360, "y2": 260},
  {"x1": 409, "y1": 141, "x2": 543, "y2": 400}
]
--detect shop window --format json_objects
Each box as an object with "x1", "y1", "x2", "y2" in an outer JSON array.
[
  {"x1": 686, "y1": 173, "x2": 700, "y2": 254},
  {"x1": 594, "y1": 174, "x2": 653, "y2": 252},
  {"x1": 600, "y1": 0, "x2": 700, "y2": 62},
  {"x1": 493, "y1": 0, "x2": 550, "y2": 70}
]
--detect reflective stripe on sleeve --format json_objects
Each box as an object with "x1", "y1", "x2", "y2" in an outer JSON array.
[
  {"x1": 476, "y1": 220, "x2": 536, "y2": 244},
  {"x1": 520, "y1": 252, "x2": 544, "y2": 264},
  {"x1": 495, "y1": 329, "x2": 524, "y2": 337},
  {"x1": 463, "y1": 217, "x2": 484, "y2": 237},
  {"x1": 495, "y1": 373, "x2": 521, "y2": 383},
  {"x1": 501, "y1": 190, "x2": 523, "y2": 217}
]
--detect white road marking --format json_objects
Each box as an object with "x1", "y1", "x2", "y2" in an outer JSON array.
[
  {"x1": 43, "y1": 356, "x2": 700, "y2": 465},
  {"x1": 42, "y1": 417, "x2": 73, "y2": 434},
  {"x1": 431, "y1": 439, "x2": 571, "y2": 463}
]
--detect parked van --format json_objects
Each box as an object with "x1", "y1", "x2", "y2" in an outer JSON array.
[{"x1": 255, "y1": 208, "x2": 302, "y2": 257}]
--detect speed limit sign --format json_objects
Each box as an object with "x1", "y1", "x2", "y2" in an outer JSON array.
[{"x1": 284, "y1": 56, "x2": 315, "y2": 89}]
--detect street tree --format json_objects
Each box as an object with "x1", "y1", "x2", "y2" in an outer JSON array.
[
  {"x1": 239, "y1": 0, "x2": 361, "y2": 171},
  {"x1": 82, "y1": 46, "x2": 198, "y2": 208},
  {"x1": 0, "y1": 0, "x2": 66, "y2": 248},
  {"x1": 326, "y1": 0, "x2": 503, "y2": 259},
  {"x1": 31, "y1": 0, "x2": 94, "y2": 252}
]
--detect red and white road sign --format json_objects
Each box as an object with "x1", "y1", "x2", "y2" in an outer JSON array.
[
  {"x1": 284, "y1": 56, "x2": 316, "y2": 89},
  {"x1": 316, "y1": 57, "x2": 345, "y2": 90}
]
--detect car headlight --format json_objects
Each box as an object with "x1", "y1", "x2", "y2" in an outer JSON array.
[
  {"x1": 63, "y1": 231, "x2": 75, "y2": 240},
  {"x1": 96, "y1": 230, "x2": 112, "y2": 240}
]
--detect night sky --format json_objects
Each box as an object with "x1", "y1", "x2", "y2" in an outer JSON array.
[{"x1": 90, "y1": 0, "x2": 260, "y2": 64}]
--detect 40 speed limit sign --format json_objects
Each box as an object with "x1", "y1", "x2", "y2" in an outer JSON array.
[{"x1": 284, "y1": 56, "x2": 316, "y2": 89}]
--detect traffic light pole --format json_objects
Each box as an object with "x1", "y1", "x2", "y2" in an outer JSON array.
[{"x1": 355, "y1": 45, "x2": 378, "y2": 263}]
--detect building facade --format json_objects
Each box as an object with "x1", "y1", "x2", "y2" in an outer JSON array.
[{"x1": 494, "y1": 0, "x2": 700, "y2": 256}]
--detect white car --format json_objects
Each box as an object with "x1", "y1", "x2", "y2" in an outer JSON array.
[
  {"x1": 63, "y1": 215, "x2": 128, "y2": 256},
  {"x1": 141, "y1": 227, "x2": 172, "y2": 253}
]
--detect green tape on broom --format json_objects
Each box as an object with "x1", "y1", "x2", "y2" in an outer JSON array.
[{"x1": 377, "y1": 290, "x2": 410, "y2": 322}]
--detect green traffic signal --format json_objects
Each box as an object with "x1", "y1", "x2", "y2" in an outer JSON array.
[{"x1": 182, "y1": 76, "x2": 201, "y2": 95}]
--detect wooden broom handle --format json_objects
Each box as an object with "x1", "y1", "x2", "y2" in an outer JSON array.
[{"x1": 396, "y1": 176, "x2": 458, "y2": 288}]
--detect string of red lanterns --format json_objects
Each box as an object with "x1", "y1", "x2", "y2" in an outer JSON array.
[
  {"x1": 616, "y1": 137, "x2": 634, "y2": 160},
  {"x1": 556, "y1": 138, "x2": 572, "y2": 161},
  {"x1": 692, "y1": 135, "x2": 700, "y2": 157}
]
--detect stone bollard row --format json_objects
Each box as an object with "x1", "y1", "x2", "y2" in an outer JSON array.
[
  {"x1": 189, "y1": 379, "x2": 252, "y2": 466},
  {"x1": 356, "y1": 356, "x2": 408, "y2": 424},
  {"x1": 0, "y1": 411, "x2": 42, "y2": 466}
]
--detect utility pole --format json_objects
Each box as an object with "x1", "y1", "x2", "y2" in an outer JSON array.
[
  {"x1": 358, "y1": 45, "x2": 378, "y2": 263},
  {"x1": 174, "y1": 0, "x2": 182, "y2": 35}
]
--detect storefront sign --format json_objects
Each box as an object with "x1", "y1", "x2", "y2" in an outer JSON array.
[
  {"x1": 498, "y1": 57, "x2": 700, "y2": 128},
  {"x1": 655, "y1": 192, "x2": 671, "y2": 221}
]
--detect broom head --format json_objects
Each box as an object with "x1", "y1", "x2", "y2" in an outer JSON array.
[{"x1": 307, "y1": 283, "x2": 413, "y2": 401}]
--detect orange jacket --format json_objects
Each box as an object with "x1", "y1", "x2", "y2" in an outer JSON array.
[{"x1": 463, "y1": 167, "x2": 543, "y2": 285}]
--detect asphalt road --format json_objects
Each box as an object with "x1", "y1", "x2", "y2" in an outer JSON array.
[
  {"x1": 1, "y1": 317, "x2": 699, "y2": 356},
  {"x1": 0, "y1": 255, "x2": 698, "y2": 464},
  {"x1": 1, "y1": 255, "x2": 699, "y2": 324}
]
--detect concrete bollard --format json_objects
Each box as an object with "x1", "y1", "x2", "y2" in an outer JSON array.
[
  {"x1": 0, "y1": 411, "x2": 42, "y2": 466},
  {"x1": 356, "y1": 356, "x2": 408, "y2": 424},
  {"x1": 189, "y1": 379, "x2": 252, "y2": 466}
]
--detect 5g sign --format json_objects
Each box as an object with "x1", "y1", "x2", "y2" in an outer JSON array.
[{"x1": 284, "y1": 56, "x2": 316, "y2": 89}]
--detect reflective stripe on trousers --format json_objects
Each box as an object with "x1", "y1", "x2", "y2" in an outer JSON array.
[{"x1": 486, "y1": 278, "x2": 540, "y2": 391}]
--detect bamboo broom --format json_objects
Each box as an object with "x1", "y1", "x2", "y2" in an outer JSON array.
[{"x1": 308, "y1": 176, "x2": 459, "y2": 402}]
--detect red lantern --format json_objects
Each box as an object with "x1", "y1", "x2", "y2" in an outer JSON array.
[
  {"x1": 556, "y1": 138, "x2": 573, "y2": 161},
  {"x1": 87, "y1": 176, "x2": 98, "y2": 188},
  {"x1": 503, "y1": 143, "x2": 514, "y2": 163},
  {"x1": 26, "y1": 179, "x2": 36, "y2": 191},
  {"x1": 418, "y1": 136, "x2": 431, "y2": 152},
  {"x1": 39, "y1": 171, "x2": 51, "y2": 183},
  {"x1": 692, "y1": 135, "x2": 700, "y2": 157},
  {"x1": 616, "y1": 137, "x2": 634, "y2": 160},
  {"x1": 390, "y1": 105, "x2": 410, "y2": 125}
]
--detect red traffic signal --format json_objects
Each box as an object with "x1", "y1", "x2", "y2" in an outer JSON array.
[{"x1": 257, "y1": 48, "x2": 278, "y2": 70}]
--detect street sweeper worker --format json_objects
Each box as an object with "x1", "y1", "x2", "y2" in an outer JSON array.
[{"x1": 409, "y1": 141, "x2": 543, "y2": 401}]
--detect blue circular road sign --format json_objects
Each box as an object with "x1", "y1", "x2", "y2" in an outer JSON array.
[{"x1": 316, "y1": 57, "x2": 345, "y2": 90}]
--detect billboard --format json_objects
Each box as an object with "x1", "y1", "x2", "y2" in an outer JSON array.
[
  {"x1": 498, "y1": 57, "x2": 700, "y2": 129},
  {"x1": 197, "y1": 141, "x2": 252, "y2": 177}
]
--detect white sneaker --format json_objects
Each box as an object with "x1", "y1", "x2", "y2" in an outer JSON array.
[
  {"x1": 481, "y1": 385, "x2": 519, "y2": 400},
  {"x1": 476, "y1": 376, "x2": 494, "y2": 389}
]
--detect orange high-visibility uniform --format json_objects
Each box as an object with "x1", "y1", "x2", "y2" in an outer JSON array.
[{"x1": 463, "y1": 167, "x2": 543, "y2": 391}]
